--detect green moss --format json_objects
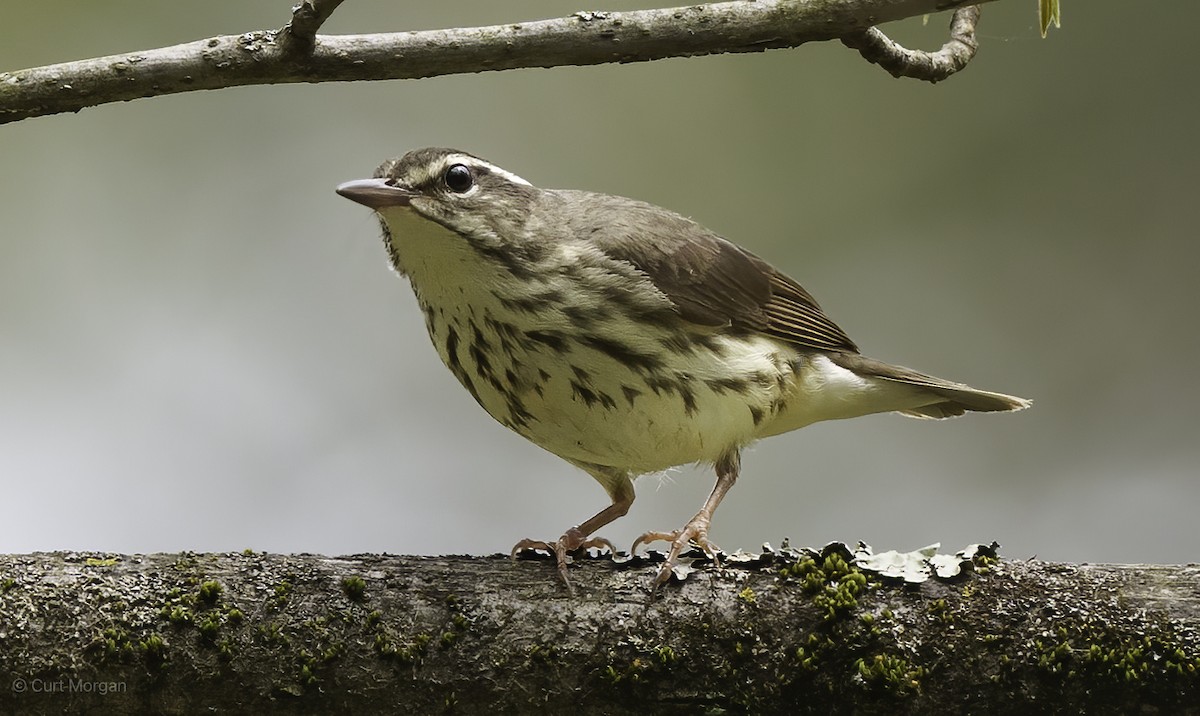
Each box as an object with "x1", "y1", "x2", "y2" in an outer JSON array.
[
  {"x1": 360, "y1": 597, "x2": 458, "y2": 666},
  {"x1": 288, "y1": 643, "x2": 347, "y2": 688},
  {"x1": 812, "y1": 571, "x2": 866, "y2": 622},
  {"x1": 440, "y1": 593, "x2": 471, "y2": 645},
  {"x1": 927, "y1": 598, "x2": 954, "y2": 625},
  {"x1": 780, "y1": 551, "x2": 870, "y2": 621},
  {"x1": 90, "y1": 626, "x2": 138, "y2": 662},
  {"x1": 197, "y1": 614, "x2": 222, "y2": 642},
  {"x1": 322, "y1": 644, "x2": 343, "y2": 663},
  {"x1": 654, "y1": 645, "x2": 677, "y2": 665},
  {"x1": 197, "y1": 580, "x2": 223, "y2": 604},
  {"x1": 170, "y1": 553, "x2": 199, "y2": 573},
  {"x1": 374, "y1": 630, "x2": 431, "y2": 664},
  {"x1": 973, "y1": 552, "x2": 997, "y2": 570},
  {"x1": 1025, "y1": 615, "x2": 1200, "y2": 688},
  {"x1": 159, "y1": 581, "x2": 226, "y2": 630},
  {"x1": 794, "y1": 645, "x2": 818, "y2": 672},
  {"x1": 791, "y1": 632, "x2": 837, "y2": 674},
  {"x1": 855, "y1": 653, "x2": 925, "y2": 696},
  {"x1": 340, "y1": 575, "x2": 367, "y2": 602},
  {"x1": 526, "y1": 642, "x2": 559, "y2": 665},
  {"x1": 299, "y1": 662, "x2": 316, "y2": 686},
  {"x1": 268, "y1": 578, "x2": 294, "y2": 611},
  {"x1": 601, "y1": 664, "x2": 622, "y2": 685},
  {"x1": 165, "y1": 605, "x2": 193, "y2": 627},
  {"x1": 140, "y1": 634, "x2": 167, "y2": 669},
  {"x1": 780, "y1": 555, "x2": 824, "y2": 589},
  {"x1": 737, "y1": 586, "x2": 757, "y2": 605},
  {"x1": 601, "y1": 656, "x2": 651, "y2": 685},
  {"x1": 601, "y1": 641, "x2": 683, "y2": 690},
  {"x1": 259, "y1": 621, "x2": 289, "y2": 646},
  {"x1": 1, "y1": 578, "x2": 17, "y2": 593}
]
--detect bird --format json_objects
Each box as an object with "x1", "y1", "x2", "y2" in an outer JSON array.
[{"x1": 336, "y1": 147, "x2": 1030, "y2": 590}]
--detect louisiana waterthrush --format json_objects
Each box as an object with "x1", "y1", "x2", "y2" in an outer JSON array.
[{"x1": 337, "y1": 148, "x2": 1030, "y2": 590}]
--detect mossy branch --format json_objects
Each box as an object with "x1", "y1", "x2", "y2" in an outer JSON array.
[
  {"x1": 1, "y1": 551, "x2": 1197, "y2": 715},
  {"x1": 0, "y1": 0, "x2": 1000, "y2": 125}
]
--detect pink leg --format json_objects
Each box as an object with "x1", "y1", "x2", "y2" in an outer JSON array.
[
  {"x1": 631, "y1": 450, "x2": 741, "y2": 588},
  {"x1": 511, "y1": 470, "x2": 634, "y2": 594}
]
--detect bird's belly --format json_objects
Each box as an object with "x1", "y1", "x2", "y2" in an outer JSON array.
[
  {"x1": 420, "y1": 294, "x2": 797, "y2": 473},
  {"x1": 509, "y1": 358, "x2": 770, "y2": 472}
]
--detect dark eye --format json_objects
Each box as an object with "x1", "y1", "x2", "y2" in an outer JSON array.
[{"x1": 444, "y1": 164, "x2": 473, "y2": 193}]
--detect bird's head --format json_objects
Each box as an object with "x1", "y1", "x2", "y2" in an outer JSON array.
[{"x1": 337, "y1": 147, "x2": 540, "y2": 248}]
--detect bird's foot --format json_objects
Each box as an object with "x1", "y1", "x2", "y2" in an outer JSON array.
[
  {"x1": 511, "y1": 528, "x2": 616, "y2": 594},
  {"x1": 631, "y1": 515, "x2": 722, "y2": 589}
]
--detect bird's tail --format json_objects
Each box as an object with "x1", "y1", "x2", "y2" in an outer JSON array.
[{"x1": 827, "y1": 352, "x2": 1031, "y2": 419}]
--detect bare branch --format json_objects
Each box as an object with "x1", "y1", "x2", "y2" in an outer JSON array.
[
  {"x1": 841, "y1": 5, "x2": 982, "y2": 82},
  {"x1": 0, "y1": 0, "x2": 997, "y2": 125}
]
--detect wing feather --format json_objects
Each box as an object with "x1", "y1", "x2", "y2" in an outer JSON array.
[{"x1": 561, "y1": 190, "x2": 858, "y2": 354}]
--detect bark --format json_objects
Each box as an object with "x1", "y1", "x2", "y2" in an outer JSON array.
[
  {"x1": 1, "y1": 549, "x2": 1197, "y2": 715},
  {"x1": 0, "y1": 0, "x2": 996, "y2": 125}
]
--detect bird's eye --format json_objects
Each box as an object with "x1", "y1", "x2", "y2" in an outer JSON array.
[{"x1": 444, "y1": 164, "x2": 473, "y2": 193}]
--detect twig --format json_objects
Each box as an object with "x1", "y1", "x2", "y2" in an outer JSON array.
[
  {"x1": 841, "y1": 5, "x2": 982, "y2": 82},
  {"x1": 279, "y1": 0, "x2": 347, "y2": 53}
]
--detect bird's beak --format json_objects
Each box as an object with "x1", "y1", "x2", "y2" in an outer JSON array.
[{"x1": 336, "y1": 178, "x2": 417, "y2": 210}]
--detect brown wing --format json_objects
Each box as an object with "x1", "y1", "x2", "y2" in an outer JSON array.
[
  {"x1": 759, "y1": 262, "x2": 859, "y2": 353},
  {"x1": 564, "y1": 190, "x2": 859, "y2": 354}
]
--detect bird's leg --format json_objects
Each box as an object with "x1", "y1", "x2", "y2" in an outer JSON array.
[
  {"x1": 632, "y1": 450, "x2": 741, "y2": 588},
  {"x1": 511, "y1": 474, "x2": 634, "y2": 594}
]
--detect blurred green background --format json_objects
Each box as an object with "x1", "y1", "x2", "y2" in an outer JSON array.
[{"x1": 1, "y1": 2, "x2": 1196, "y2": 564}]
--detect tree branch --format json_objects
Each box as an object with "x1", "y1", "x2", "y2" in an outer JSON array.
[
  {"x1": 0, "y1": 0, "x2": 999, "y2": 125},
  {"x1": 1, "y1": 549, "x2": 1197, "y2": 714}
]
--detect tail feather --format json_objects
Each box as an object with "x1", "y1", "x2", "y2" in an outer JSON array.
[{"x1": 827, "y1": 352, "x2": 1032, "y2": 419}]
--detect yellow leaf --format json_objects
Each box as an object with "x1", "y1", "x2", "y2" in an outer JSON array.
[{"x1": 1039, "y1": 0, "x2": 1062, "y2": 38}]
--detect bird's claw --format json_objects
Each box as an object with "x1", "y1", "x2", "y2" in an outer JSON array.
[
  {"x1": 511, "y1": 530, "x2": 616, "y2": 594},
  {"x1": 631, "y1": 518, "x2": 721, "y2": 589}
]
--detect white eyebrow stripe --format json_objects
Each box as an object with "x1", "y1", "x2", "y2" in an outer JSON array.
[{"x1": 445, "y1": 154, "x2": 533, "y2": 187}]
